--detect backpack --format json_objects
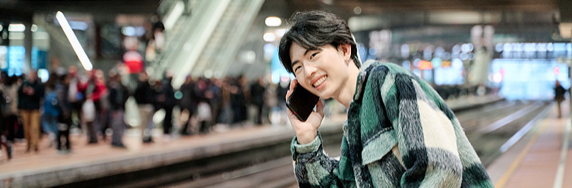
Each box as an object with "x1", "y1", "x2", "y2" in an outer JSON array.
[{"x1": 44, "y1": 90, "x2": 60, "y2": 116}]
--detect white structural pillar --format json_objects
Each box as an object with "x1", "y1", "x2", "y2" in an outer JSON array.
[{"x1": 469, "y1": 25, "x2": 494, "y2": 86}]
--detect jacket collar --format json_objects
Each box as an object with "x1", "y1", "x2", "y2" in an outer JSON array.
[{"x1": 353, "y1": 60, "x2": 379, "y2": 102}]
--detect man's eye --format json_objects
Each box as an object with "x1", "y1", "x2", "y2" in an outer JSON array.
[
  {"x1": 294, "y1": 66, "x2": 301, "y2": 72},
  {"x1": 310, "y1": 52, "x2": 319, "y2": 59}
]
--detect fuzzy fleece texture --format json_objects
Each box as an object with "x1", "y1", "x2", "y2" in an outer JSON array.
[{"x1": 291, "y1": 60, "x2": 494, "y2": 188}]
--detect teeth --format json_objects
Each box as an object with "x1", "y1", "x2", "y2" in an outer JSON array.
[{"x1": 313, "y1": 76, "x2": 327, "y2": 87}]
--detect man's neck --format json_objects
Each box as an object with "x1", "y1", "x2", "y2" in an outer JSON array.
[{"x1": 336, "y1": 62, "x2": 360, "y2": 108}]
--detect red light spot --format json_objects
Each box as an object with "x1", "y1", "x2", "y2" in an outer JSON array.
[
  {"x1": 418, "y1": 60, "x2": 433, "y2": 70},
  {"x1": 554, "y1": 67, "x2": 560, "y2": 75}
]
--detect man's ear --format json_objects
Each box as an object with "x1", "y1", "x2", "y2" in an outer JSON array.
[{"x1": 338, "y1": 43, "x2": 352, "y2": 59}]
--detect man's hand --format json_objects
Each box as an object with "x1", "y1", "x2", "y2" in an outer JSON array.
[{"x1": 285, "y1": 79, "x2": 324, "y2": 144}]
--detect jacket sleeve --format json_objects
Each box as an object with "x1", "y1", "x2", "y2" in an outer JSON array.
[
  {"x1": 18, "y1": 84, "x2": 24, "y2": 96},
  {"x1": 381, "y1": 72, "x2": 463, "y2": 187},
  {"x1": 33, "y1": 83, "x2": 45, "y2": 100},
  {"x1": 291, "y1": 132, "x2": 355, "y2": 188}
]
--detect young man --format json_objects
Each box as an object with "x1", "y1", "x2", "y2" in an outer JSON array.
[
  {"x1": 18, "y1": 71, "x2": 45, "y2": 152},
  {"x1": 107, "y1": 70, "x2": 130, "y2": 148},
  {"x1": 279, "y1": 11, "x2": 493, "y2": 187},
  {"x1": 134, "y1": 72, "x2": 155, "y2": 143}
]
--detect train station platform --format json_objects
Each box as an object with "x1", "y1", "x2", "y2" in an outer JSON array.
[
  {"x1": 0, "y1": 95, "x2": 504, "y2": 187},
  {"x1": 487, "y1": 100, "x2": 572, "y2": 188}
]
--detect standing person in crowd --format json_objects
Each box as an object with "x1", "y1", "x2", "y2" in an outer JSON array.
[
  {"x1": 134, "y1": 72, "x2": 155, "y2": 143},
  {"x1": 179, "y1": 76, "x2": 196, "y2": 135},
  {"x1": 94, "y1": 70, "x2": 110, "y2": 141},
  {"x1": 279, "y1": 11, "x2": 493, "y2": 187},
  {"x1": 219, "y1": 77, "x2": 233, "y2": 124},
  {"x1": 18, "y1": 70, "x2": 44, "y2": 152},
  {"x1": 554, "y1": 80, "x2": 567, "y2": 118},
  {"x1": 157, "y1": 71, "x2": 176, "y2": 138},
  {"x1": 208, "y1": 78, "x2": 223, "y2": 127},
  {"x1": 42, "y1": 72, "x2": 61, "y2": 147},
  {"x1": 0, "y1": 73, "x2": 13, "y2": 159},
  {"x1": 107, "y1": 70, "x2": 130, "y2": 148},
  {"x1": 230, "y1": 76, "x2": 247, "y2": 126},
  {"x1": 276, "y1": 78, "x2": 289, "y2": 124},
  {"x1": 55, "y1": 68, "x2": 72, "y2": 153},
  {"x1": 1, "y1": 72, "x2": 18, "y2": 151},
  {"x1": 195, "y1": 78, "x2": 212, "y2": 134},
  {"x1": 67, "y1": 66, "x2": 84, "y2": 131},
  {"x1": 250, "y1": 77, "x2": 266, "y2": 125},
  {"x1": 79, "y1": 70, "x2": 104, "y2": 144}
]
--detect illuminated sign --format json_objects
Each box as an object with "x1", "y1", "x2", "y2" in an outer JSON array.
[
  {"x1": 418, "y1": 60, "x2": 433, "y2": 70},
  {"x1": 441, "y1": 60, "x2": 451, "y2": 68}
]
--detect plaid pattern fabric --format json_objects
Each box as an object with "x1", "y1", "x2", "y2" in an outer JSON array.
[{"x1": 291, "y1": 60, "x2": 494, "y2": 188}]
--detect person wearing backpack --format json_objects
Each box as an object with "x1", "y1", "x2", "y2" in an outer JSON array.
[
  {"x1": 55, "y1": 68, "x2": 72, "y2": 153},
  {"x1": 42, "y1": 73, "x2": 61, "y2": 148}
]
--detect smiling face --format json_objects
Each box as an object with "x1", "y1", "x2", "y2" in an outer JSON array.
[{"x1": 289, "y1": 42, "x2": 352, "y2": 99}]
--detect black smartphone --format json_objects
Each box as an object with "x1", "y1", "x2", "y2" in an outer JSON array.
[{"x1": 286, "y1": 84, "x2": 320, "y2": 122}]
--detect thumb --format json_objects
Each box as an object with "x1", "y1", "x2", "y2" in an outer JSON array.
[{"x1": 315, "y1": 99, "x2": 324, "y2": 116}]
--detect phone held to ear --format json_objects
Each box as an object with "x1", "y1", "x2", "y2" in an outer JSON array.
[{"x1": 286, "y1": 84, "x2": 320, "y2": 122}]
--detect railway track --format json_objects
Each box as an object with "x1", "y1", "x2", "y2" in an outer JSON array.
[
  {"x1": 162, "y1": 101, "x2": 552, "y2": 188},
  {"x1": 55, "y1": 100, "x2": 551, "y2": 188}
]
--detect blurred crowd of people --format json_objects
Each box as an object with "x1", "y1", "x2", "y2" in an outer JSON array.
[
  {"x1": 0, "y1": 61, "x2": 506, "y2": 161},
  {"x1": 0, "y1": 64, "x2": 300, "y2": 160}
]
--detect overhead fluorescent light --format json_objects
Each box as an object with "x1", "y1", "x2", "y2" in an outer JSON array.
[
  {"x1": 8, "y1": 24, "x2": 26, "y2": 32},
  {"x1": 164, "y1": 1, "x2": 185, "y2": 31},
  {"x1": 263, "y1": 32, "x2": 276, "y2": 42},
  {"x1": 56, "y1": 11, "x2": 93, "y2": 71},
  {"x1": 265, "y1": 17, "x2": 281, "y2": 27}
]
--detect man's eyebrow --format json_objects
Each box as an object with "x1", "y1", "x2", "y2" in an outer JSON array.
[
  {"x1": 303, "y1": 49, "x2": 312, "y2": 56},
  {"x1": 291, "y1": 49, "x2": 312, "y2": 68},
  {"x1": 292, "y1": 60, "x2": 300, "y2": 68}
]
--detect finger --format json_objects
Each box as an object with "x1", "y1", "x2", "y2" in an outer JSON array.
[
  {"x1": 315, "y1": 99, "x2": 325, "y2": 116},
  {"x1": 286, "y1": 79, "x2": 297, "y2": 100},
  {"x1": 286, "y1": 89, "x2": 292, "y2": 100},
  {"x1": 289, "y1": 79, "x2": 297, "y2": 91}
]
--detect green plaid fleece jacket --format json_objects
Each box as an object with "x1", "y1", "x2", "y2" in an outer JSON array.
[{"x1": 290, "y1": 60, "x2": 494, "y2": 188}]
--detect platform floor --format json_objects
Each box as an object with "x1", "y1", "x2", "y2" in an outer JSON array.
[
  {"x1": 0, "y1": 95, "x2": 503, "y2": 187},
  {"x1": 487, "y1": 99, "x2": 572, "y2": 188}
]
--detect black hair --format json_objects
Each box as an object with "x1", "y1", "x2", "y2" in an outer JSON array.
[{"x1": 278, "y1": 10, "x2": 360, "y2": 73}]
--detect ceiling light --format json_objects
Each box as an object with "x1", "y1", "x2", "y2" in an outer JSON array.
[
  {"x1": 354, "y1": 7, "x2": 362, "y2": 15},
  {"x1": 265, "y1": 17, "x2": 281, "y2": 27},
  {"x1": 56, "y1": 11, "x2": 93, "y2": 71},
  {"x1": 263, "y1": 33, "x2": 276, "y2": 42},
  {"x1": 8, "y1": 24, "x2": 25, "y2": 32}
]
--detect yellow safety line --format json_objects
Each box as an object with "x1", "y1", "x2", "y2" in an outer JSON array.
[{"x1": 495, "y1": 113, "x2": 553, "y2": 188}]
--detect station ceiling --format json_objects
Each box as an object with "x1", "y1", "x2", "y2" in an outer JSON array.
[{"x1": 0, "y1": 0, "x2": 161, "y2": 23}]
